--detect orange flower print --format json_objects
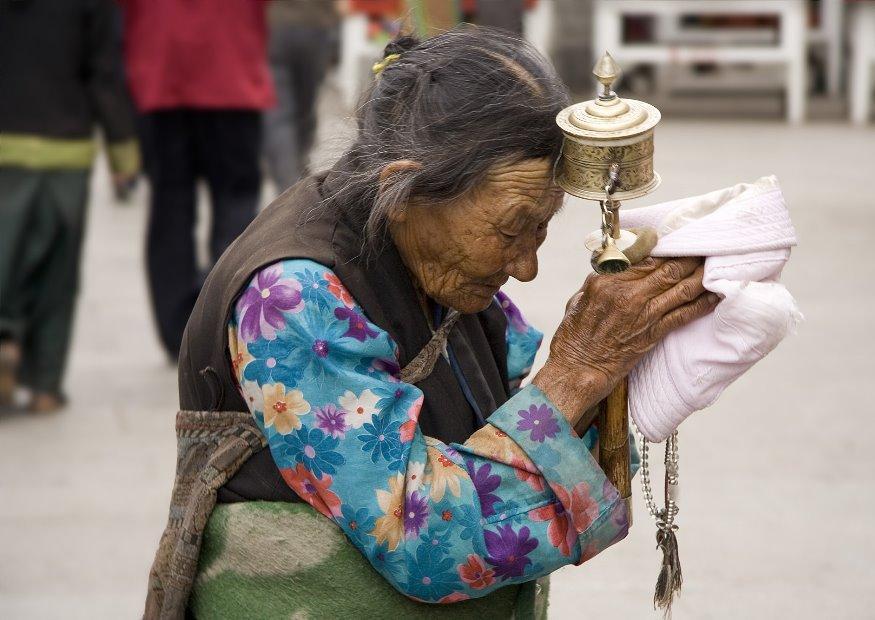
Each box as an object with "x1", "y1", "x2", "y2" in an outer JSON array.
[
  {"x1": 439, "y1": 592, "x2": 470, "y2": 603},
  {"x1": 399, "y1": 419, "x2": 417, "y2": 443},
  {"x1": 511, "y1": 456, "x2": 544, "y2": 493},
  {"x1": 371, "y1": 473, "x2": 405, "y2": 550},
  {"x1": 325, "y1": 272, "x2": 355, "y2": 308},
  {"x1": 565, "y1": 482, "x2": 601, "y2": 532},
  {"x1": 552, "y1": 482, "x2": 602, "y2": 533},
  {"x1": 426, "y1": 446, "x2": 464, "y2": 501},
  {"x1": 458, "y1": 554, "x2": 495, "y2": 589},
  {"x1": 280, "y1": 463, "x2": 342, "y2": 518},
  {"x1": 228, "y1": 327, "x2": 253, "y2": 379},
  {"x1": 530, "y1": 502, "x2": 576, "y2": 557},
  {"x1": 262, "y1": 383, "x2": 310, "y2": 435}
]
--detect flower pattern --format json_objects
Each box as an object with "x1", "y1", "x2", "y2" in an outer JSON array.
[
  {"x1": 403, "y1": 491, "x2": 430, "y2": 539},
  {"x1": 279, "y1": 463, "x2": 342, "y2": 518},
  {"x1": 458, "y1": 554, "x2": 495, "y2": 589},
  {"x1": 243, "y1": 336, "x2": 303, "y2": 387},
  {"x1": 230, "y1": 258, "x2": 630, "y2": 603},
  {"x1": 340, "y1": 504, "x2": 376, "y2": 547},
  {"x1": 262, "y1": 383, "x2": 310, "y2": 435},
  {"x1": 326, "y1": 272, "x2": 355, "y2": 308},
  {"x1": 516, "y1": 403, "x2": 560, "y2": 443},
  {"x1": 236, "y1": 264, "x2": 303, "y2": 342},
  {"x1": 338, "y1": 389, "x2": 380, "y2": 429},
  {"x1": 334, "y1": 306, "x2": 380, "y2": 341},
  {"x1": 372, "y1": 473, "x2": 406, "y2": 551},
  {"x1": 465, "y1": 460, "x2": 502, "y2": 518},
  {"x1": 314, "y1": 404, "x2": 347, "y2": 438},
  {"x1": 272, "y1": 426, "x2": 345, "y2": 479},
  {"x1": 484, "y1": 524, "x2": 538, "y2": 580},
  {"x1": 358, "y1": 415, "x2": 405, "y2": 471}
]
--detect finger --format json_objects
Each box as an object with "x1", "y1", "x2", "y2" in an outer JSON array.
[
  {"x1": 610, "y1": 256, "x2": 664, "y2": 281},
  {"x1": 641, "y1": 256, "x2": 703, "y2": 293},
  {"x1": 652, "y1": 291, "x2": 719, "y2": 340},
  {"x1": 565, "y1": 290, "x2": 584, "y2": 313},
  {"x1": 645, "y1": 264, "x2": 706, "y2": 319}
]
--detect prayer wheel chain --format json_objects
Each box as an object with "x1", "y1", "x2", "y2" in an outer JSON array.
[
  {"x1": 635, "y1": 426, "x2": 684, "y2": 615},
  {"x1": 635, "y1": 426, "x2": 679, "y2": 528}
]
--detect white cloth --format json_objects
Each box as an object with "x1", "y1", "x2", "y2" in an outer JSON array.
[{"x1": 620, "y1": 175, "x2": 802, "y2": 442}]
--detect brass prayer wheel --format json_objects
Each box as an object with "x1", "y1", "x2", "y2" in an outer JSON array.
[
  {"x1": 556, "y1": 52, "x2": 661, "y2": 202},
  {"x1": 554, "y1": 52, "x2": 665, "y2": 526}
]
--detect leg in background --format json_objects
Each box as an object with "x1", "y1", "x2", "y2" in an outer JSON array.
[
  {"x1": 196, "y1": 109, "x2": 262, "y2": 265},
  {"x1": 0, "y1": 168, "x2": 41, "y2": 342},
  {"x1": 17, "y1": 170, "x2": 90, "y2": 406},
  {"x1": 287, "y1": 25, "x2": 331, "y2": 174},
  {"x1": 263, "y1": 26, "x2": 301, "y2": 192},
  {"x1": 0, "y1": 168, "x2": 42, "y2": 405},
  {"x1": 141, "y1": 110, "x2": 200, "y2": 359}
]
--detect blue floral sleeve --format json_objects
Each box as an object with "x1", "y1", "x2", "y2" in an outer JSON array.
[
  {"x1": 495, "y1": 290, "x2": 543, "y2": 390},
  {"x1": 229, "y1": 259, "x2": 629, "y2": 603}
]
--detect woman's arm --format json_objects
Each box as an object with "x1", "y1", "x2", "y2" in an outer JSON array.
[
  {"x1": 494, "y1": 291, "x2": 542, "y2": 392},
  {"x1": 230, "y1": 259, "x2": 627, "y2": 603}
]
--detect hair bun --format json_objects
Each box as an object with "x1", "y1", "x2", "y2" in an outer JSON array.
[{"x1": 383, "y1": 35, "x2": 420, "y2": 58}]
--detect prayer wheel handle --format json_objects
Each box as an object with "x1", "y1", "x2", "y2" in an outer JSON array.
[
  {"x1": 554, "y1": 52, "x2": 663, "y2": 521},
  {"x1": 598, "y1": 377, "x2": 632, "y2": 520}
]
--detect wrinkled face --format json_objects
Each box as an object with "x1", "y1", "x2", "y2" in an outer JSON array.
[{"x1": 390, "y1": 157, "x2": 564, "y2": 314}]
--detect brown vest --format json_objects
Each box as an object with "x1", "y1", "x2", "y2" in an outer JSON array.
[{"x1": 145, "y1": 174, "x2": 513, "y2": 617}]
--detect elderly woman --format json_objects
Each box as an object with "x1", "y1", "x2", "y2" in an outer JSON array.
[{"x1": 145, "y1": 27, "x2": 716, "y2": 620}]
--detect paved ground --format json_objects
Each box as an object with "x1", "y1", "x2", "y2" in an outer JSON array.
[{"x1": 1, "y1": 105, "x2": 873, "y2": 618}]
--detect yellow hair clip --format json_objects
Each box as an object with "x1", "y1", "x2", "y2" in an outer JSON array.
[{"x1": 372, "y1": 53, "x2": 402, "y2": 76}]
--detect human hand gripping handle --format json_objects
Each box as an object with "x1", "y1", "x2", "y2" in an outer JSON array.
[{"x1": 531, "y1": 256, "x2": 719, "y2": 431}]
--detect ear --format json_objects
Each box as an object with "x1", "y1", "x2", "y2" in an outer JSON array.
[{"x1": 379, "y1": 160, "x2": 421, "y2": 223}]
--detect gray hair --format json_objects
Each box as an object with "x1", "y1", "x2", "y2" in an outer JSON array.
[{"x1": 324, "y1": 25, "x2": 571, "y2": 250}]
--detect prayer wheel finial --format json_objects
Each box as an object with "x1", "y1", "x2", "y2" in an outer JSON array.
[{"x1": 592, "y1": 51, "x2": 622, "y2": 99}]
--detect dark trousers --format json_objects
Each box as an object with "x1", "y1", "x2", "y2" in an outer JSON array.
[
  {"x1": 138, "y1": 109, "x2": 262, "y2": 358},
  {"x1": 0, "y1": 168, "x2": 89, "y2": 396},
  {"x1": 263, "y1": 24, "x2": 331, "y2": 191}
]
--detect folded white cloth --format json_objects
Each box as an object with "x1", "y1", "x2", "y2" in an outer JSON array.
[{"x1": 620, "y1": 175, "x2": 802, "y2": 442}]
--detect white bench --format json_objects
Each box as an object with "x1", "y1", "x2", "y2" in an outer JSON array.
[
  {"x1": 850, "y1": 1, "x2": 875, "y2": 124},
  {"x1": 592, "y1": 0, "x2": 807, "y2": 122},
  {"x1": 336, "y1": 3, "x2": 558, "y2": 110}
]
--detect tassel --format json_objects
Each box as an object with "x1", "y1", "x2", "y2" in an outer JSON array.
[
  {"x1": 653, "y1": 524, "x2": 682, "y2": 618},
  {"x1": 400, "y1": 309, "x2": 461, "y2": 384}
]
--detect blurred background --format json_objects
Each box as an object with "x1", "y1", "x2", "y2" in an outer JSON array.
[{"x1": 0, "y1": 0, "x2": 873, "y2": 618}]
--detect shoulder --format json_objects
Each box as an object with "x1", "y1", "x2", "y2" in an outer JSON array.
[
  {"x1": 233, "y1": 259, "x2": 355, "y2": 336},
  {"x1": 232, "y1": 258, "x2": 398, "y2": 364}
]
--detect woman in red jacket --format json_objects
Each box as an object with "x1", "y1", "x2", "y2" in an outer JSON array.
[{"x1": 121, "y1": 0, "x2": 275, "y2": 360}]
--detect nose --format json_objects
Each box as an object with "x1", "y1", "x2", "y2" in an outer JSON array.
[{"x1": 505, "y1": 245, "x2": 539, "y2": 283}]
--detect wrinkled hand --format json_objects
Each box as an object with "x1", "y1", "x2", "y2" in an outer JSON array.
[{"x1": 533, "y1": 257, "x2": 718, "y2": 426}]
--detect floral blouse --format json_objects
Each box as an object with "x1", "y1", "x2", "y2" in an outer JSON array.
[{"x1": 228, "y1": 259, "x2": 629, "y2": 604}]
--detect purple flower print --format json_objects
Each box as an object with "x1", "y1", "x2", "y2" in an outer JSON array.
[
  {"x1": 403, "y1": 491, "x2": 429, "y2": 538},
  {"x1": 315, "y1": 404, "x2": 347, "y2": 439},
  {"x1": 495, "y1": 291, "x2": 528, "y2": 333},
  {"x1": 334, "y1": 307, "x2": 379, "y2": 341},
  {"x1": 237, "y1": 265, "x2": 303, "y2": 342},
  {"x1": 516, "y1": 404, "x2": 560, "y2": 443},
  {"x1": 484, "y1": 524, "x2": 538, "y2": 580},
  {"x1": 311, "y1": 339, "x2": 330, "y2": 358},
  {"x1": 465, "y1": 460, "x2": 502, "y2": 518}
]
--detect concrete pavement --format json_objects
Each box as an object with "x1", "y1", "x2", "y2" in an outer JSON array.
[{"x1": 0, "y1": 115, "x2": 872, "y2": 618}]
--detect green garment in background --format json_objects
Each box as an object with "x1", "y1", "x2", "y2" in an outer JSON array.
[
  {"x1": 0, "y1": 168, "x2": 90, "y2": 396},
  {"x1": 190, "y1": 502, "x2": 550, "y2": 619}
]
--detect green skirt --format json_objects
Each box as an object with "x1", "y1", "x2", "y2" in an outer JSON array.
[{"x1": 190, "y1": 501, "x2": 549, "y2": 619}]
